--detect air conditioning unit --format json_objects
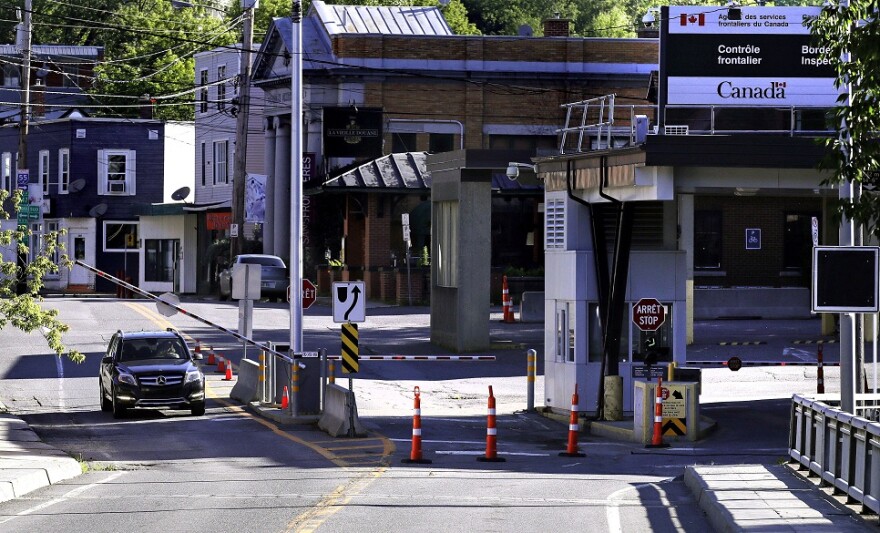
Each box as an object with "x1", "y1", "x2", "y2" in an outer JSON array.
[{"x1": 108, "y1": 181, "x2": 126, "y2": 193}]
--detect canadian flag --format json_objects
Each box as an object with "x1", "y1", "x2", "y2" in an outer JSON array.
[{"x1": 680, "y1": 13, "x2": 705, "y2": 26}]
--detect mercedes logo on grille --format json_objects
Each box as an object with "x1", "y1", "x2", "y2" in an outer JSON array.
[{"x1": 157, "y1": 375, "x2": 166, "y2": 385}]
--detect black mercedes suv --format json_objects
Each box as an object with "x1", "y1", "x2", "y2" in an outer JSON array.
[{"x1": 99, "y1": 329, "x2": 206, "y2": 418}]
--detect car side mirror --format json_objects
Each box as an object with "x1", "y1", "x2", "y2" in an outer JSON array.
[
  {"x1": 192, "y1": 353, "x2": 203, "y2": 360},
  {"x1": 101, "y1": 355, "x2": 113, "y2": 364}
]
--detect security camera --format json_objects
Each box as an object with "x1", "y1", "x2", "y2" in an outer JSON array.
[{"x1": 506, "y1": 165, "x2": 520, "y2": 180}]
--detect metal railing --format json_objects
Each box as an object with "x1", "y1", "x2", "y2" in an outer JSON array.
[
  {"x1": 555, "y1": 99, "x2": 835, "y2": 155},
  {"x1": 790, "y1": 393, "x2": 880, "y2": 514}
]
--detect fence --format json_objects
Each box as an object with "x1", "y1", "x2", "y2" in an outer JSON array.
[{"x1": 789, "y1": 393, "x2": 880, "y2": 514}]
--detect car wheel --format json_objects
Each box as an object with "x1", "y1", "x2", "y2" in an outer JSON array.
[
  {"x1": 112, "y1": 387, "x2": 128, "y2": 419},
  {"x1": 191, "y1": 402, "x2": 206, "y2": 416},
  {"x1": 100, "y1": 381, "x2": 112, "y2": 412}
]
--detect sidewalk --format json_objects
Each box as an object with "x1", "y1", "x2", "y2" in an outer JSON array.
[{"x1": 0, "y1": 403, "x2": 81, "y2": 504}]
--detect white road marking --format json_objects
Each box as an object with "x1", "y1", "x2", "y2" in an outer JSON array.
[
  {"x1": 433, "y1": 450, "x2": 550, "y2": 457},
  {"x1": 607, "y1": 481, "x2": 671, "y2": 533},
  {"x1": 389, "y1": 438, "x2": 485, "y2": 445},
  {"x1": 0, "y1": 471, "x2": 127, "y2": 525}
]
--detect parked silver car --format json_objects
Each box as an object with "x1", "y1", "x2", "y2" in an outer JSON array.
[{"x1": 218, "y1": 254, "x2": 288, "y2": 302}]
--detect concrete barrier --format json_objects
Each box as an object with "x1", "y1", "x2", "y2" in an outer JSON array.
[
  {"x1": 319, "y1": 383, "x2": 366, "y2": 437},
  {"x1": 230, "y1": 358, "x2": 260, "y2": 404},
  {"x1": 519, "y1": 291, "x2": 545, "y2": 322}
]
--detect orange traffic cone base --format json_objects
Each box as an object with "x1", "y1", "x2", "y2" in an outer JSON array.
[
  {"x1": 646, "y1": 442, "x2": 670, "y2": 449},
  {"x1": 559, "y1": 450, "x2": 585, "y2": 457},
  {"x1": 477, "y1": 455, "x2": 506, "y2": 463},
  {"x1": 401, "y1": 457, "x2": 432, "y2": 464}
]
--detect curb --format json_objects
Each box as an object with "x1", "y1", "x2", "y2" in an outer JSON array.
[{"x1": 0, "y1": 414, "x2": 82, "y2": 504}]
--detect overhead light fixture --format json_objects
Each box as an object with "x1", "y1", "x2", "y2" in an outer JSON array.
[{"x1": 734, "y1": 187, "x2": 758, "y2": 197}]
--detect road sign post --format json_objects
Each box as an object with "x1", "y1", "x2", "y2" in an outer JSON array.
[{"x1": 632, "y1": 298, "x2": 666, "y2": 332}]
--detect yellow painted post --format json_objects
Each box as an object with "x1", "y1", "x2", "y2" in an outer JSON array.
[{"x1": 526, "y1": 349, "x2": 536, "y2": 412}]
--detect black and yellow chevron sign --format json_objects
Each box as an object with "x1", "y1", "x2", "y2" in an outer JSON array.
[
  {"x1": 341, "y1": 323, "x2": 359, "y2": 373},
  {"x1": 662, "y1": 417, "x2": 687, "y2": 436}
]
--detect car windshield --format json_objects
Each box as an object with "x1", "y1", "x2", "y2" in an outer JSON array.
[
  {"x1": 119, "y1": 338, "x2": 188, "y2": 362},
  {"x1": 240, "y1": 256, "x2": 285, "y2": 268}
]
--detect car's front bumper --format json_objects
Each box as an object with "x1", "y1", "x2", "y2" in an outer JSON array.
[{"x1": 114, "y1": 380, "x2": 205, "y2": 409}]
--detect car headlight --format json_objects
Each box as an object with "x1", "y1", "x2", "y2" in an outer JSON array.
[
  {"x1": 185, "y1": 369, "x2": 203, "y2": 384},
  {"x1": 118, "y1": 372, "x2": 137, "y2": 386}
]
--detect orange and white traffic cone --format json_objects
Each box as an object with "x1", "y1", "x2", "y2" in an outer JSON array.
[
  {"x1": 646, "y1": 376, "x2": 670, "y2": 448},
  {"x1": 402, "y1": 386, "x2": 431, "y2": 464},
  {"x1": 559, "y1": 384, "x2": 585, "y2": 457},
  {"x1": 217, "y1": 357, "x2": 226, "y2": 374},
  {"x1": 281, "y1": 386, "x2": 290, "y2": 410},
  {"x1": 478, "y1": 385, "x2": 506, "y2": 462},
  {"x1": 224, "y1": 360, "x2": 233, "y2": 381},
  {"x1": 194, "y1": 339, "x2": 201, "y2": 356},
  {"x1": 207, "y1": 346, "x2": 216, "y2": 366},
  {"x1": 502, "y1": 276, "x2": 515, "y2": 323},
  {"x1": 817, "y1": 343, "x2": 825, "y2": 394}
]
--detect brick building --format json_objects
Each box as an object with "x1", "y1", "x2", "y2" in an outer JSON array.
[{"x1": 249, "y1": 1, "x2": 657, "y2": 301}]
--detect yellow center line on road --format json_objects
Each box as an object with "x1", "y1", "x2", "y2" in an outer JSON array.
[{"x1": 122, "y1": 300, "x2": 395, "y2": 532}]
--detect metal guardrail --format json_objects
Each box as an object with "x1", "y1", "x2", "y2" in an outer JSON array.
[{"x1": 790, "y1": 394, "x2": 880, "y2": 514}]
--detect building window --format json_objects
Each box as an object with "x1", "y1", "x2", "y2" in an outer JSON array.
[
  {"x1": 104, "y1": 221, "x2": 138, "y2": 252},
  {"x1": 694, "y1": 210, "x2": 722, "y2": 270},
  {"x1": 39, "y1": 150, "x2": 50, "y2": 195},
  {"x1": 1, "y1": 65, "x2": 19, "y2": 88},
  {"x1": 98, "y1": 150, "x2": 136, "y2": 195},
  {"x1": 200, "y1": 142, "x2": 207, "y2": 186},
  {"x1": 199, "y1": 69, "x2": 208, "y2": 114},
  {"x1": 428, "y1": 133, "x2": 454, "y2": 153},
  {"x1": 217, "y1": 65, "x2": 226, "y2": 110},
  {"x1": 434, "y1": 200, "x2": 458, "y2": 287},
  {"x1": 145, "y1": 239, "x2": 177, "y2": 282},
  {"x1": 213, "y1": 140, "x2": 228, "y2": 185},
  {"x1": 392, "y1": 132, "x2": 417, "y2": 153},
  {"x1": 62, "y1": 65, "x2": 79, "y2": 88},
  {"x1": 2, "y1": 152, "x2": 11, "y2": 193},
  {"x1": 784, "y1": 213, "x2": 818, "y2": 271},
  {"x1": 58, "y1": 149, "x2": 69, "y2": 194},
  {"x1": 489, "y1": 135, "x2": 557, "y2": 154},
  {"x1": 33, "y1": 220, "x2": 62, "y2": 277}
]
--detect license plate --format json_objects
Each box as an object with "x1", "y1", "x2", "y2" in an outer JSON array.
[{"x1": 261, "y1": 282, "x2": 272, "y2": 288}]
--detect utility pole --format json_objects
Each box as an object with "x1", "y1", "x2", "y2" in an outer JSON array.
[
  {"x1": 15, "y1": 0, "x2": 32, "y2": 295},
  {"x1": 290, "y1": 0, "x2": 303, "y2": 353},
  {"x1": 230, "y1": 0, "x2": 257, "y2": 258}
]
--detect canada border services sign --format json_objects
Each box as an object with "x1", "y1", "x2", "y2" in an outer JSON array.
[{"x1": 661, "y1": 6, "x2": 837, "y2": 107}]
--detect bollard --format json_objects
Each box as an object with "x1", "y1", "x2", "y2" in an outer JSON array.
[
  {"x1": 478, "y1": 385, "x2": 506, "y2": 462},
  {"x1": 402, "y1": 386, "x2": 431, "y2": 464},
  {"x1": 258, "y1": 352, "x2": 265, "y2": 401},
  {"x1": 667, "y1": 362, "x2": 677, "y2": 382},
  {"x1": 817, "y1": 344, "x2": 825, "y2": 394},
  {"x1": 328, "y1": 359, "x2": 335, "y2": 384},
  {"x1": 291, "y1": 362, "x2": 300, "y2": 416},
  {"x1": 559, "y1": 384, "x2": 585, "y2": 457},
  {"x1": 646, "y1": 376, "x2": 670, "y2": 448},
  {"x1": 526, "y1": 349, "x2": 536, "y2": 412}
]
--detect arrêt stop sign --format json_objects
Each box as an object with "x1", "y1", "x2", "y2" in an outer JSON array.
[{"x1": 632, "y1": 298, "x2": 666, "y2": 332}]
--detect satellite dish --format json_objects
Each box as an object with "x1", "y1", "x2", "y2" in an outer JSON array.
[
  {"x1": 69, "y1": 179, "x2": 86, "y2": 192},
  {"x1": 156, "y1": 292, "x2": 180, "y2": 317},
  {"x1": 88, "y1": 203, "x2": 108, "y2": 217},
  {"x1": 171, "y1": 186, "x2": 191, "y2": 202}
]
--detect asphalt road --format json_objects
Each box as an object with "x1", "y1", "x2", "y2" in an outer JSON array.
[{"x1": 0, "y1": 297, "x2": 828, "y2": 532}]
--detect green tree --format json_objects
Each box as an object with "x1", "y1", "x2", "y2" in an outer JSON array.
[
  {"x1": 90, "y1": 1, "x2": 236, "y2": 121},
  {"x1": 0, "y1": 190, "x2": 82, "y2": 363},
  {"x1": 811, "y1": 1, "x2": 880, "y2": 237}
]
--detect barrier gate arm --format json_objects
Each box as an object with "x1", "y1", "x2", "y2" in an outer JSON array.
[{"x1": 74, "y1": 260, "x2": 293, "y2": 363}]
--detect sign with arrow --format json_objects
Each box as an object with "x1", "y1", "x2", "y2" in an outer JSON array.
[{"x1": 332, "y1": 281, "x2": 366, "y2": 323}]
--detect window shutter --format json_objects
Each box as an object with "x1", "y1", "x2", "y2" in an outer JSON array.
[
  {"x1": 97, "y1": 149, "x2": 106, "y2": 194},
  {"x1": 128, "y1": 150, "x2": 136, "y2": 195},
  {"x1": 545, "y1": 199, "x2": 566, "y2": 250}
]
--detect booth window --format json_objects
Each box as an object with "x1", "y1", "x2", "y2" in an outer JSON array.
[
  {"x1": 784, "y1": 213, "x2": 818, "y2": 271},
  {"x1": 392, "y1": 132, "x2": 416, "y2": 153},
  {"x1": 429, "y1": 133, "x2": 454, "y2": 153},
  {"x1": 588, "y1": 303, "x2": 630, "y2": 363},
  {"x1": 694, "y1": 210, "x2": 722, "y2": 269},
  {"x1": 434, "y1": 201, "x2": 458, "y2": 287}
]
